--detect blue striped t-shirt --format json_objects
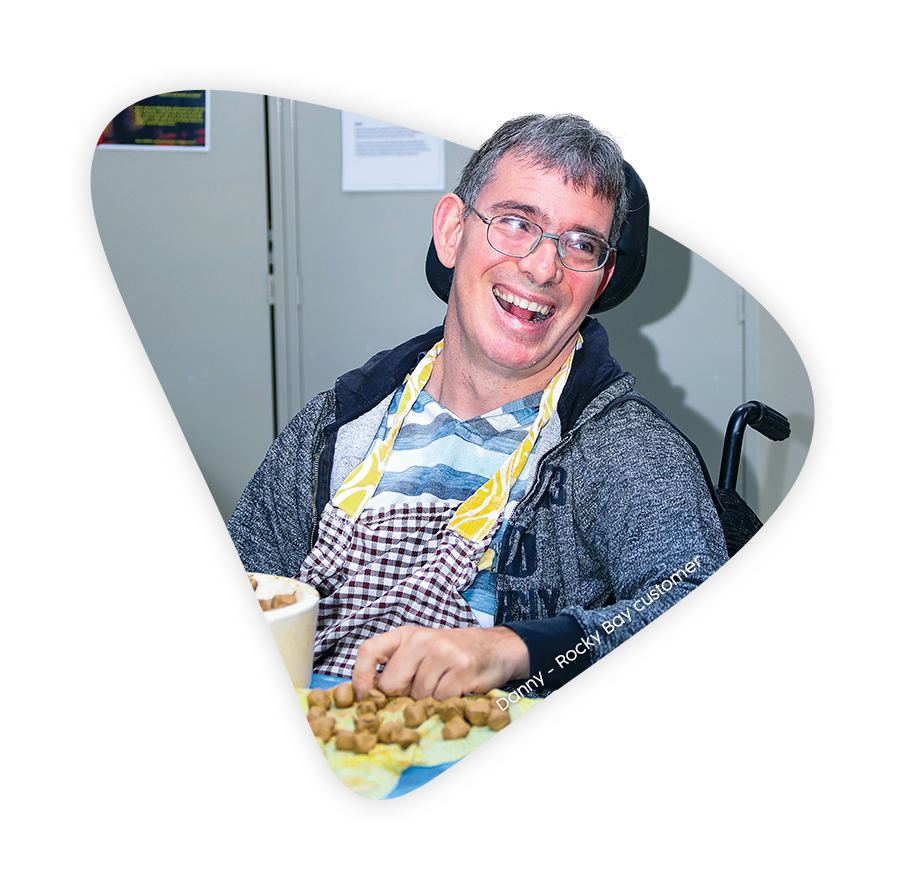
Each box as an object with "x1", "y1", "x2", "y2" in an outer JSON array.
[{"x1": 365, "y1": 385, "x2": 542, "y2": 626}]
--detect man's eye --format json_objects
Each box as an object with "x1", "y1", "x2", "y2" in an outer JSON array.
[
  {"x1": 566, "y1": 233, "x2": 598, "y2": 254},
  {"x1": 499, "y1": 216, "x2": 535, "y2": 235}
]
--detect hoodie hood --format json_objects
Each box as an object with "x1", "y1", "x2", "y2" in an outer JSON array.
[{"x1": 555, "y1": 317, "x2": 624, "y2": 434}]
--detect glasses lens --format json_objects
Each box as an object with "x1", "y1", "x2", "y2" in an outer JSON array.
[
  {"x1": 487, "y1": 215, "x2": 542, "y2": 258},
  {"x1": 558, "y1": 232, "x2": 610, "y2": 271}
]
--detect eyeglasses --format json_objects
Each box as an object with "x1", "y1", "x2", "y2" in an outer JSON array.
[{"x1": 469, "y1": 205, "x2": 615, "y2": 273}]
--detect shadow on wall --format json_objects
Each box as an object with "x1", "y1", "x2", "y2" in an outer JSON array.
[{"x1": 595, "y1": 228, "x2": 758, "y2": 511}]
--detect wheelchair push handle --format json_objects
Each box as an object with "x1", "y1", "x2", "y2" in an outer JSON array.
[
  {"x1": 748, "y1": 402, "x2": 791, "y2": 442},
  {"x1": 718, "y1": 401, "x2": 791, "y2": 491}
]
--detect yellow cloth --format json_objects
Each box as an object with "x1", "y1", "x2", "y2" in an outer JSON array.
[
  {"x1": 333, "y1": 335, "x2": 579, "y2": 544},
  {"x1": 298, "y1": 688, "x2": 539, "y2": 799}
]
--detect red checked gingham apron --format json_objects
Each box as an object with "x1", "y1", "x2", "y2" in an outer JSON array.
[{"x1": 298, "y1": 337, "x2": 579, "y2": 676}]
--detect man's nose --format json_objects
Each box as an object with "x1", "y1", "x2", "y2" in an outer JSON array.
[{"x1": 516, "y1": 234, "x2": 564, "y2": 284}]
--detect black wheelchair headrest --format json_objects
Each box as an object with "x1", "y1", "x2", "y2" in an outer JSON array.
[{"x1": 425, "y1": 161, "x2": 650, "y2": 313}]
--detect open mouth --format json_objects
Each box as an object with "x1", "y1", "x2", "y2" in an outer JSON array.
[{"x1": 493, "y1": 287, "x2": 555, "y2": 324}]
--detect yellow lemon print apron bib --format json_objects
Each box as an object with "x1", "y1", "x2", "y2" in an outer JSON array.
[{"x1": 298, "y1": 337, "x2": 578, "y2": 677}]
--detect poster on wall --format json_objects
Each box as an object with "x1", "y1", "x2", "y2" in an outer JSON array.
[
  {"x1": 341, "y1": 110, "x2": 444, "y2": 191},
  {"x1": 96, "y1": 91, "x2": 210, "y2": 151}
]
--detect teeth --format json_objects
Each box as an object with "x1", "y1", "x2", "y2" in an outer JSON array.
[{"x1": 493, "y1": 288, "x2": 554, "y2": 318}]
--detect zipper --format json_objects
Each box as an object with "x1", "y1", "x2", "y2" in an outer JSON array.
[
  {"x1": 308, "y1": 396, "x2": 334, "y2": 550},
  {"x1": 309, "y1": 437, "x2": 324, "y2": 550},
  {"x1": 512, "y1": 409, "x2": 594, "y2": 521},
  {"x1": 496, "y1": 391, "x2": 630, "y2": 580}
]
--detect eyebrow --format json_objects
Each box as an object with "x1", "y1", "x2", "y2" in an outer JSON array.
[{"x1": 487, "y1": 199, "x2": 610, "y2": 242}]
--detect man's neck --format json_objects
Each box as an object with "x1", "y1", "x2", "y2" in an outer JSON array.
[{"x1": 424, "y1": 345, "x2": 567, "y2": 421}]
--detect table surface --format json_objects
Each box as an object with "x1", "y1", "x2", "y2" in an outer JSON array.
[{"x1": 308, "y1": 673, "x2": 459, "y2": 798}]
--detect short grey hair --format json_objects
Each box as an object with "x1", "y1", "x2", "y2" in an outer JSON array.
[{"x1": 453, "y1": 114, "x2": 629, "y2": 247}]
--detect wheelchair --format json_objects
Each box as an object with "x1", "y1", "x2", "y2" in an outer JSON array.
[{"x1": 423, "y1": 161, "x2": 789, "y2": 558}]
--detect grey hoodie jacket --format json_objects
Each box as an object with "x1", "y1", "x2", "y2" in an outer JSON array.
[{"x1": 228, "y1": 318, "x2": 729, "y2": 694}]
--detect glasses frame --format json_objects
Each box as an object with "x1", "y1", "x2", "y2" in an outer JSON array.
[{"x1": 468, "y1": 205, "x2": 615, "y2": 273}]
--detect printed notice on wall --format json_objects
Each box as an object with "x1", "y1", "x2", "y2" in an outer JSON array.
[
  {"x1": 341, "y1": 112, "x2": 444, "y2": 191},
  {"x1": 97, "y1": 91, "x2": 210, "y2": 151}
]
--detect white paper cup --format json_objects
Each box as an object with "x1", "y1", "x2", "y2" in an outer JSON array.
[{"x1": 250, "y1": 573, "x2": 320, "y2": 690}]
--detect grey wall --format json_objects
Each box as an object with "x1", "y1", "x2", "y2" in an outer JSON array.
[{"x1": 91, "y1": 91, "x2": 273, "y2": 521}]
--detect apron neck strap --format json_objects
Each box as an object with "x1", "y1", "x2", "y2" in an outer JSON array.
[{"x1": 334, "y1": 335, "x2": 581, "y2": 540}]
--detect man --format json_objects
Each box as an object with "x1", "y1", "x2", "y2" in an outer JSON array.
[{"x1": 228, "y1": 114, "x2": 728, "y2": 701}]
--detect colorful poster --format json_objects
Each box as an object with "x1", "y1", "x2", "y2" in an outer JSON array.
[{"x1": 97, "y1": 91, "x2": 209, "y2": 150}]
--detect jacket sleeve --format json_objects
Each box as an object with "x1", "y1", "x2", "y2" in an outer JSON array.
[
  {"x1": 503, "y1": 400, "x2": 729, "y2": 691},
  {"x1": 226, "y1": 392, "x2": 335, "y2": 579}
]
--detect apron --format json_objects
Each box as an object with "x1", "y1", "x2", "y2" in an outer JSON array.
[{"x1": 299, "y1": 336, "x2": 579, "y2": 676}]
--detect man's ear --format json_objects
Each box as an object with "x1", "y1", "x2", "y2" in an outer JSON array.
[
  {"x1": 432, "y1": 193, "x2": 465, "y2": 269},
  {"x1": 593, "y1": 258, "x2": 616, "y2": 303}
]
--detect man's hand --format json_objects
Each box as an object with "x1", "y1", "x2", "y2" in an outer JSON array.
[{"x1": 350, "y1": 625, "x2": 531, "y2": 701}]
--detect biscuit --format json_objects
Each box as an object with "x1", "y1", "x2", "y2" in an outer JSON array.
[
  {"x1": 487, "y1": 708, "x2": 510, "y2": 731},
  {"x1": 392, "y1": 727, "x2": 421, "y2": 750},
  {"x1": 463, "y1": 699, "x2": 491, "y2": 726},
  {"x1": 335, "y1": 729, "x2": 355, "y2": 751},
  {"x1": 441, "y1": 716, "x2": 470, "y2": 740},
  {"x1": 332, "y1": 682, "x2": 354, "y2": 709},
  {"x1": 353, "y1": 731, "x2": 377, "y2": 754},
  {"x1": 354, "y1": 712, "x2": 381, "y2": 734},
  {"x1": 309, "y1": 715, "x2": 335, "y2": 742},
  {"x1": 403, "y1": 701, "x2": 429, "y2": 728},
  {"x1": 307, "y1": 689, "x2": 332, "y2": 710}
]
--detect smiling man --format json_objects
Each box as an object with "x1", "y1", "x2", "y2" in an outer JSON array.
[
  {"x1": 426, "y1": 156, "x2": 616, "y2": 413},
  {"x1": 228, "y1": 114, "x2": 728, "y2": 701}
]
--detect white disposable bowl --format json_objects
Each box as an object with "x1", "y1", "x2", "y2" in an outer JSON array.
[{"x1": 250, "y1": 573, "x2": 320, "y2": 690}]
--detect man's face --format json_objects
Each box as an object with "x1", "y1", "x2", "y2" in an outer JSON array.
[{"x1": 441, "y1": 154, "x2": 615, "y2": 387}]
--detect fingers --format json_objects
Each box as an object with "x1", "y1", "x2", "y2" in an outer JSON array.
[
  {"x1": 351, "y1": 626, "x2": 452, "y2": 699},
  {"x1": 350, "y1": 627, "x2": 405, "y2": 699},
  {"x1": 351, "y1": 626, "x2": 448, "y2": 699},
  {"x1": 349, "y1": 625, "x2": 530, "y2": 700},
  {"x1": 384, "y1": 627, "x2": 479, "y2": 699}
]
